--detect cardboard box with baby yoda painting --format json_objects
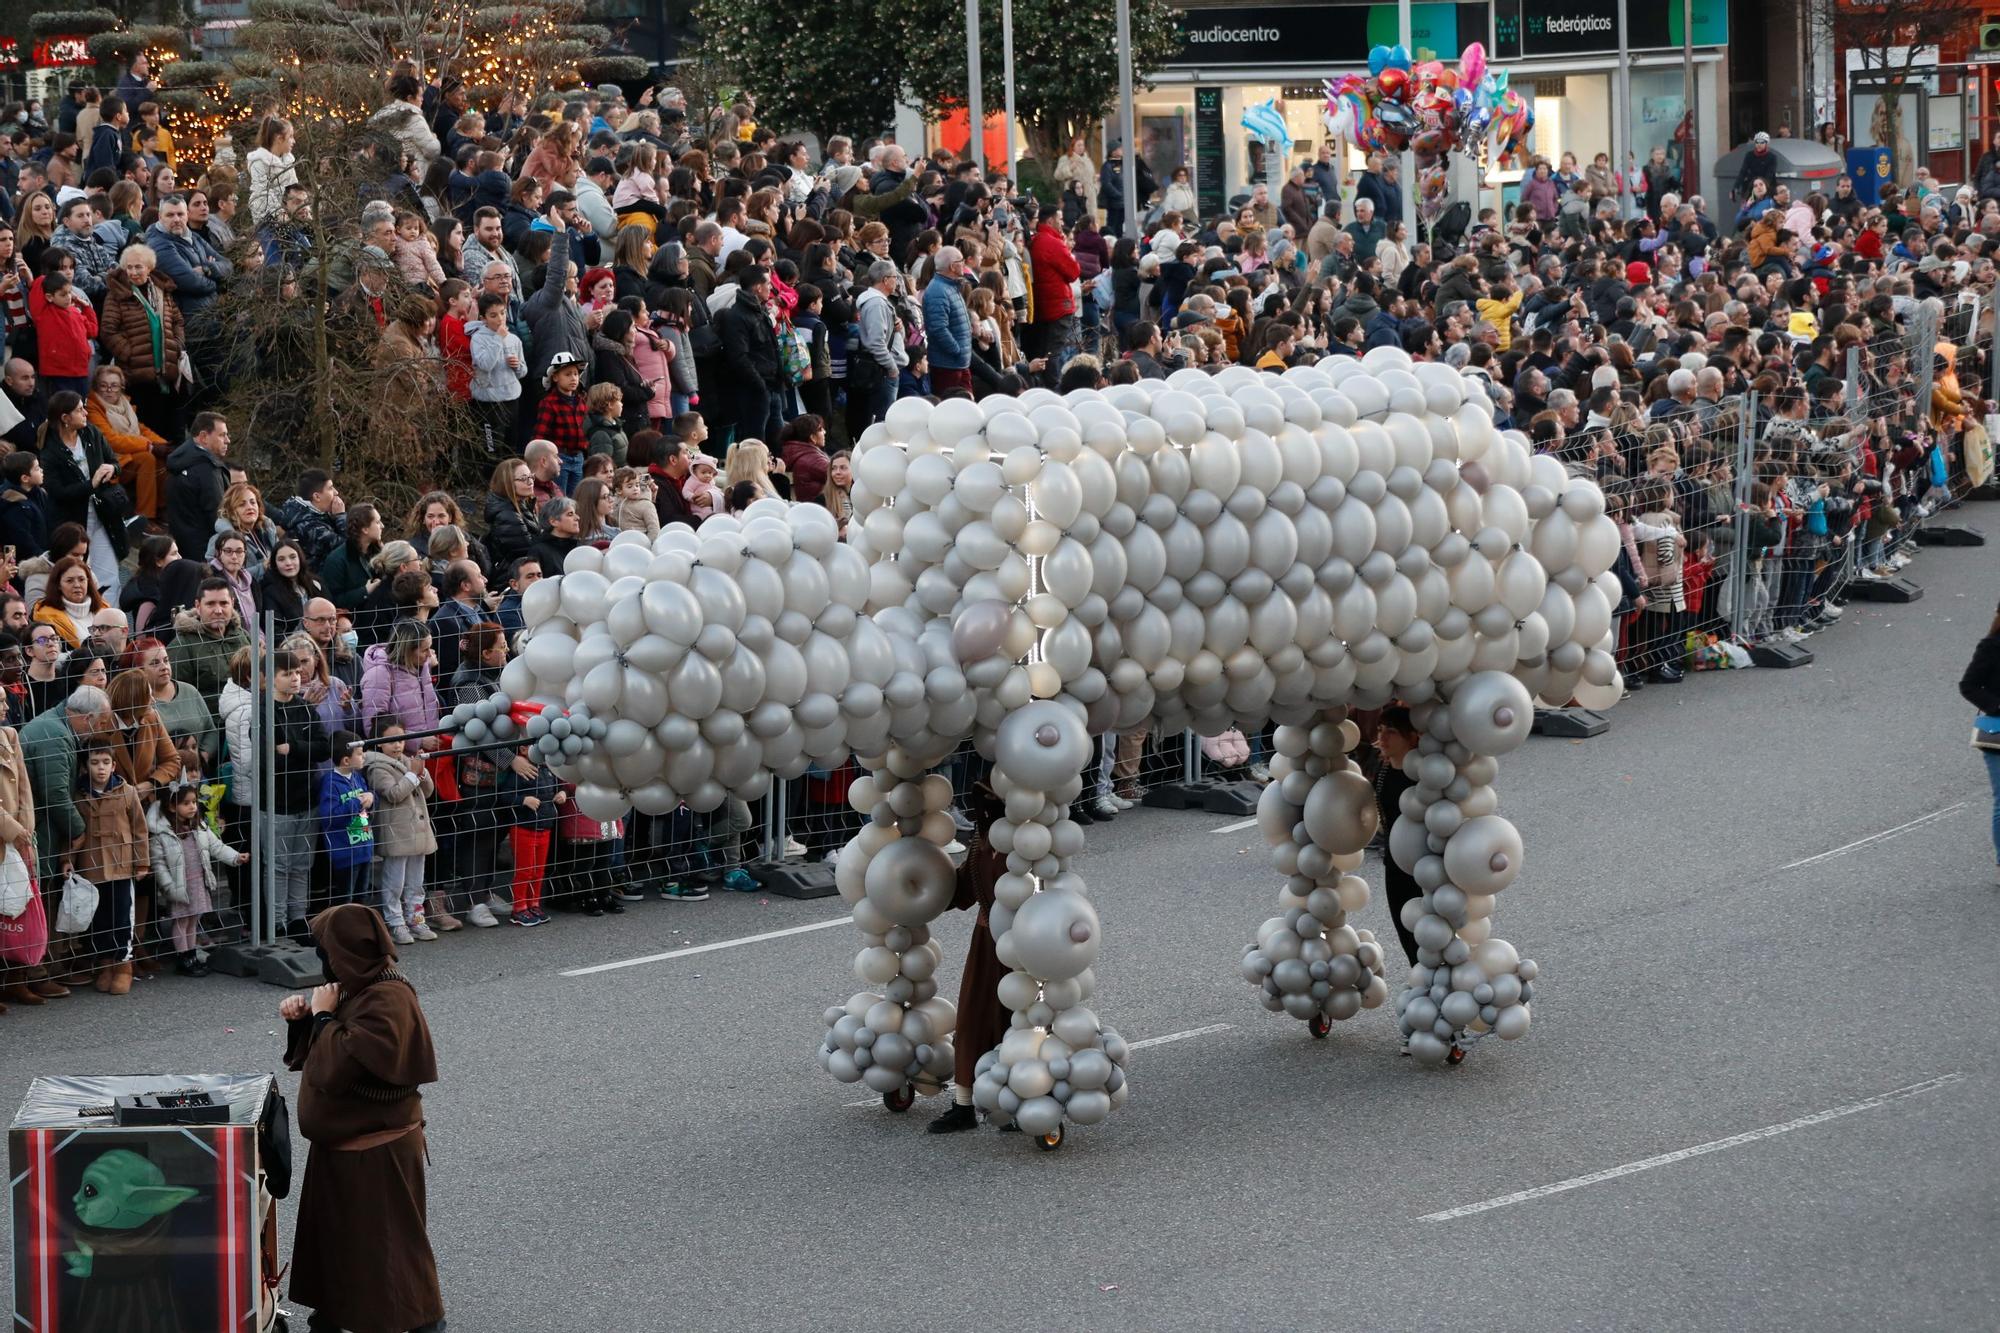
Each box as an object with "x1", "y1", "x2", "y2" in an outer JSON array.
[{"x1": 10, "y1": 1073, "x2": 281, "y2": 1332}]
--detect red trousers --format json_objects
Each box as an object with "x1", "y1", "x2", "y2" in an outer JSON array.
[{"x1": 510, "y1": 828, "x2": 551, "y2": 914}]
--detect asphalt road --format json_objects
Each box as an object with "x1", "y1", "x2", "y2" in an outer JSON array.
[{"x1": 4, "y1": 510, "x2": 1997, "y2": 1332}]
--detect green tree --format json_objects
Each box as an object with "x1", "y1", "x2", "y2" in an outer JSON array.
[
  {"x1": 689, "y1": 0, "x2": 900, "y2": 144},
  {"x1": 891, "y1": 0, "x2": 1181, "y2": 171}
]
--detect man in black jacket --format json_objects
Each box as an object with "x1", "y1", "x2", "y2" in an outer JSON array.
[
  {"x1": 164, "y1": 412, "x2": 232, "y2": 562},
  {"x1": 870, "y1": 146, "x2": 932, "y2": 268},
  {"x1": 716, "y1": 267, "x2": 782, "y2": 446}
]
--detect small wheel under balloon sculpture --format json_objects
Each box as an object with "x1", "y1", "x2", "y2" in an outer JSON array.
[
  {"x1": 882, "y1": 1086, "x2": 915, "y2": 1113},
  {"x1": 1036, "y1": 1125, "x2": 1065, "y2": 1152}
]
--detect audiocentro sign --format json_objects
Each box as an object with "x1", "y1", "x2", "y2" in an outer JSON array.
[{"x1": 1169, "y1": 4, "x2": 1482, "y2": 68}]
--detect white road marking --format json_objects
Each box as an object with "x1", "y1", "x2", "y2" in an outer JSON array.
[
  {"x1": 1419, "y1": 1072, "x2": 1966, "y2": 1222},
  {"x1": 1128, "y1": 1022, "x2": 1235, "y2": 1050},
  {"x1": 842, "y1": 1023, "x2": 1235, "y2": 1105},
  {"x1": 1779, "y1": 803, "x2": 1967, "y2": 870},
  {"x1": 561, "y1": 915, "x2": 851, "y2": 977},
  {"x1": 1212, "y1": 817, "x2": 1259, "y2": 834}
]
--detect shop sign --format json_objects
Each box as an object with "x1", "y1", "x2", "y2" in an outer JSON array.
[
  {"x1": 1194, "y1": 86, "x2": 1227, "y2": 219},
  {"x1": 1169, "y1": 4, "x2": 1482, "y2": 68},
  {"x1": 1492, "y1": 0, "x2": 1726, "y2": 60},
  {"x1": 0, "y1": 39, "x2": 20, "y2": 71},
  {"x1": 32, "y1": 36, "x2": 93, "y2": 67}
]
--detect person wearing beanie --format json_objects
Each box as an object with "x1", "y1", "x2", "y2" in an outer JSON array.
[{"x1": 1626, "y1": 260, "x2": 1652, "y2": 287}]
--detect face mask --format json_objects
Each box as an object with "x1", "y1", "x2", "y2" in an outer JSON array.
[{"x1": 340, "y1": 630, "x2": 359, "y2": 652}]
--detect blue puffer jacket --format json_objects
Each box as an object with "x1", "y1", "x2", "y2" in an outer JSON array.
[{"x1": 921, "y1": 275, "x2": 972, "y2": 372}]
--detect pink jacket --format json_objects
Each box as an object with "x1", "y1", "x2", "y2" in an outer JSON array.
[
  {"x1": 629, "y1": 325, "x2": 673, "y2": 421},
  {"x1": 393, "y1": 235, "x2": 446, "y2": 290},
  {"x1": 360, "y1": 643, "x2": 440, "y2": 736}
]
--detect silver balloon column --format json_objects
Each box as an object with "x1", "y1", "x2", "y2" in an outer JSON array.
[
  {"x1": 1385, "y1": 676, "x2": 1541, "y2": 1064},
  {"x1": 1240, "y1": 708, "x2": 1391, "y2": 1031}
]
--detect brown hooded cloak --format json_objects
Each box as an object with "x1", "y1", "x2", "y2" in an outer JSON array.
[{"x1": 284, "y1": 904, "x2": 444, "y2": 1333}]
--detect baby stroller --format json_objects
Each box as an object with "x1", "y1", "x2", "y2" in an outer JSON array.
[{"x1": 1429, "y1": 201, "x2": 1472, "y2": 261}]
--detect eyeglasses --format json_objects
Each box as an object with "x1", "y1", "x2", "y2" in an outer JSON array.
[
  {"x1": 30, "y1": 635, "x2": 55, "y2": 646},
  {"x1": 304, "y1": 613, "x2": 336, "y2": 624}
]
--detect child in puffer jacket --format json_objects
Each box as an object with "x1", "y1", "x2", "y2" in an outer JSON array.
[
  {"x1": 498, "y1": 745, "x2": 561, "y2": 926},
  {"x1": 393, "y1": 209, "x2": 448, "y2": 291},
  {"x1": 364, "y1": 720, "x2": 438, "y2": 944},
  {"x1": 147, "y1": 781, "x2": 243, "y2": 977},
  {"x1": 551, "y1": 782, "x2": 627, "y2": 915},
  {"x1": 1634, "y1": 476, "x2": 1687, "y2": 683},
  {"x1": 317, "y1": 731, "x2": 375, "y2": 908}
]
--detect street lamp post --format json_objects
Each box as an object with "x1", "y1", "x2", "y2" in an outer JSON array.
[
  {"x1": 966, "y1": 0, "x2": 983, "y2": 168},
  {"x1": 1399, "y1": 0, "x2": 1416, "y2": 238},
  {"x1": 1117, "y1": 0, "x2": 1138, "y2": 240},
  {"x1": 1003, "y1": 0, "x2": 1017, "y2": 181}
]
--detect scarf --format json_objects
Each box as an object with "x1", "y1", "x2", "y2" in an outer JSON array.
[
  {"x1": 97, "y1": 392, "x2": 143, "y2": 438},
  {"x1": 131, "y1": 280, "x2": 165, "y2": 372}
]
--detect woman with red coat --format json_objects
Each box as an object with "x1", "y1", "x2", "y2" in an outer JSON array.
[{"x1": 1029, "y1": 213, "x2": 1082, "y2": 369}]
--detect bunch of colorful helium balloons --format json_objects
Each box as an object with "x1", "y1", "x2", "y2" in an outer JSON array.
[{"x1": 1324, "y1": 42, "x2": 1534, "y2": 213}]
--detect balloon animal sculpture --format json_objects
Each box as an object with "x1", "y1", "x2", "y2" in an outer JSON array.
[{"x1": 502, "y1": 351, "x2": 1623, "y2": 1146}]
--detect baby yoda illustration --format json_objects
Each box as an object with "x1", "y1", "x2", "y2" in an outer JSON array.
[{"x1": 64, "y1": 1148, "x2": 200, "y2": 1276}]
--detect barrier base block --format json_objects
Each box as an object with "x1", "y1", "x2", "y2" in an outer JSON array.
[
  {"x1": 1919, "y1": 524, "x2": 1985, "y2": 546},
  {"x1": 1143, "y1": 778, "x2": 1264, "y2": 814},
  {"x1": 750, "y1": 860, "x2": 839, "y2": 899},
  {"x1": 204, "y1": 940, "x2": 278, "y2": 979},
  {"x1": 1748, "y1": 640, "x2": 1815, "y2": 669},
  {"x1": 1201, "y1": 780, "x2": 1264, "y2": 815},
  {"x1": 1845, "y1": 575, "x2": 1923, "y2": 603},
  {"x1": 1532, "y1": 706, "x2": 1611, "y2": 739},
  {"x1": 256, "y1": 943, "x2": 328, "y2": 988},
  {"x1": 1141, "y1": 780, "x2": 1210, "y2": 810}
]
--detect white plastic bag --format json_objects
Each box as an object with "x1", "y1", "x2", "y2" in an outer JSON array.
[
  {"x1": 54, "y1": 872, "x2": 99, "y2": 935},
  {"x1": 0, "y1": 845, "x2": 26, "y2": 919}
]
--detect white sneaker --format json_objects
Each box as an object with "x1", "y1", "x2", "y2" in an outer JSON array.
[
  {"x1": 825, "y1": 848, "x2": 840, "y2": 866},
  {"x1": 390, "y1": 924, "x2": 415, "y2": 945},
  {"x1": 411, "y1": 922, "x2": 438, "y2": 941},
  {"x1": 1109, "y1": 794, "x2": 1135, "y2": 811},
  {"x1": 1247, "y1": 764, "x2": 1272, "y2": 784},
  {"x1": 467, "y1": 904, "x2": 500, "y2": 928},
  {"x1": 486, "y1": 894, "x2": 514, "y2": 916},
  {"x1": 785, "y1": 837, "x2": 807, "y2": 859},
  {"x1": 943, "y1": 839, "x2": 966, "y2": 856},
  {"x1": 1093, "y1": 796, "x2": 1121, "y2": 817},
  {"x1": 1819, "y1": 602, "x2": 1844, "y2": 618}
]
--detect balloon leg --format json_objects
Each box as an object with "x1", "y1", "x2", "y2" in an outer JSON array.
[
  {"x1": 966, "y1": 741, "x2": 1130, "y2": 1136},
  {"x1": 816, "y1": 759, "x2": 961, "y2": 1101},
  {"x1": 1385, "y1": 687, "x2": 1540, "y2": 1067},
  {"x1": 1239, "y1": 707, "x2": 1390, "y2": 1031}
]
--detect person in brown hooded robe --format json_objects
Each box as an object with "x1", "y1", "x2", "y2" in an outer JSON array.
[
  {"x1": 280, "y1": 903, "x2": 445, "y2": 1333},
  {"x1": 927, "y1": 773, "x2": 1011, "y2": 1134}
]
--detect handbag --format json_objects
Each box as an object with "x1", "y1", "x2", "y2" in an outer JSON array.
[
  {"x1": 0, "y1": 844, "x2": 28, "y2": 918},
  {"x1": 0, "y1": 876, "x2": 45, "y2": 966},
  {"x1": 1929, "y1": 444, "x2": 1950, "y2": 490},
  {"x1": 1972, "y1": 721, "x2": 2000, "y2": 753},
  {"x1": 54, "y1": 871, "x2": 99, "y2": 934}
]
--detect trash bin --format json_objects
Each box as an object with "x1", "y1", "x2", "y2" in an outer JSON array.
[
  {"x1": 1848, "y1": 146, "x2": 1894, "y2": 205},
  {"x1": 10, "y1": 1073, "x2": 281, "y2": 1331}
]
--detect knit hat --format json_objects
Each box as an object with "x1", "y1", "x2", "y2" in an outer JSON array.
[
  {"x1": 1625, "y1": 260, "x2": 1651, "y2": 286},
  {"x1": 830, "y1": 164, "x2": 864, "y2": 198}
]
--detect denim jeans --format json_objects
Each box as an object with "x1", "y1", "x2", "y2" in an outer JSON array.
[
  {"x1": 270, "y1": 812, "x2": 315, "y2": 927},
  {"x1": 1984, "y1": 750, "x2": 2000, "y2": 864},
  {"x1": 557, "y1": 451, "x2": 583, "y2": 496}
]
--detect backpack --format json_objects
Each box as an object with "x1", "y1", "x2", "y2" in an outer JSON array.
[{"x1": 779, "y1": 318, "x2": 810, "y2": 384}]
